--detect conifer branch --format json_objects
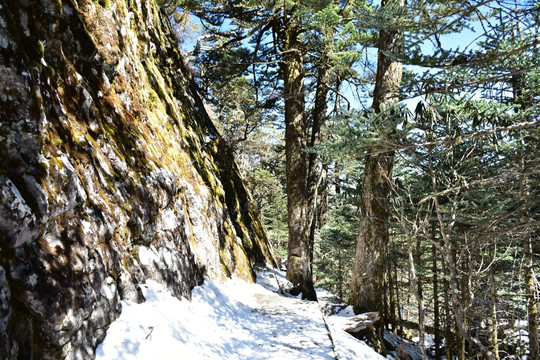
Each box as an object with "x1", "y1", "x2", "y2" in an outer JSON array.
[
  {"x1": 369, "y1": 119, "x2": 540, "y2": 157},
  {"x1": 418, "y1": 167, "x2": 540, "y2": 205},
  {"x1": 421, "y1": 63, "x2": 540, "y2": 95}
]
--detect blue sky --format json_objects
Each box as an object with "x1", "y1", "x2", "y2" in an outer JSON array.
[{"x1": 178, "y1": 2, "x2": 492, "y2": 113}]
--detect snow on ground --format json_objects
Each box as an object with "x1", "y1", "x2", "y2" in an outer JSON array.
[
  {"x1": 329, "y1": 322, "x2": 386, "y2": 360},
  {"x1": 96, "y1": 267, "x2": 385, "y2": 359}
]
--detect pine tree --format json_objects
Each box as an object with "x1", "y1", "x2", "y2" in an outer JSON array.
[
  {"x1": 350, "y1": 2, "x2": 405, "y2": 350},
  {"x1": 169, "y1": 0, "x2": 368, "y2": 300},
  {"x1": 277, "y1": 0, "x2": 317, "y2": 299}
]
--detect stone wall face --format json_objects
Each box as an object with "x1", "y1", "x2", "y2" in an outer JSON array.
[{"x1": 0, "y1": 0, "x2": 275, "y2": 358}]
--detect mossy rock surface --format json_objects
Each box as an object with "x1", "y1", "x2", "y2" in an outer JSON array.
[{"x1": 0, "y1": 0, "x2": 275, "y2": 358}]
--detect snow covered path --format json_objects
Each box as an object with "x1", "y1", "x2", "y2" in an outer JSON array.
[
  {"x1": 95, "y1": 268, "x2": 384, "y2": 360},
  {"x1": 225, "y1": 282, "x2": 336, "y2": 359}
]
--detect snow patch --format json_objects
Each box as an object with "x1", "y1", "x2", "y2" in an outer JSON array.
[
  {"x1": 138, "y1": 245, "x2": 160, "y2": 266},
  {"x1": 81, "y1": 220, "x2": 92, "y2": 234},
  {"x1": 100, "y1": 277, "x2": 116, "y2": 300},
  {"x1": 337, "y1": 305, "x2": 356, "y2": 317},
  {"x1": 161, "y1": 208, "x2": 176, "y2": 231},
  {"x1": 328, "y1": 322, "x2": 385, "y2": 360}
]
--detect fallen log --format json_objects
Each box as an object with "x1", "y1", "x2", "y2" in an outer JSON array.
[{"x1": 328, "y1": 312, "x2": 380, "y2": 333}]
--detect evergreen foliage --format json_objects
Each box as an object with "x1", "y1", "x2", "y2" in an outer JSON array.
[{"x1": 163, "y1": 0, "x2": 539, "y2": 357}]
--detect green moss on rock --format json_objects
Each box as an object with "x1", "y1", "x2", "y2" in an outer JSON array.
[{"x1": 0, "y1": 0, "x2": 275, "y2": 357}]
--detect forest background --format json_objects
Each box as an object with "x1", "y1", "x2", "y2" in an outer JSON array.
[{"x1": 157, "y1": 0, "x2": 539, "y2": 359}]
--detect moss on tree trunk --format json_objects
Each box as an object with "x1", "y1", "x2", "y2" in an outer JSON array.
[
  {"x1": 280, "y1": 13, "x2": 317, "y2": 301},
  {"x1": 350, "y1": 0, "x2": 404, "y2": 318}
]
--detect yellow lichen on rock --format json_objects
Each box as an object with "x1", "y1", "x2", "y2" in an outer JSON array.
[{"x1": 0, "y1": 0, "x2": 275, "y2": 358}]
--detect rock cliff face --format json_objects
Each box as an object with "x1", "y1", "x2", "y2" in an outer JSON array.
[{"x1": 0, "y1": 0, "x2": 275, "y2": 358}]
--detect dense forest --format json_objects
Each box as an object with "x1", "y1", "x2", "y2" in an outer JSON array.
[{"x1": 161, "y1": 0, "x2": 540, "y2": 358}]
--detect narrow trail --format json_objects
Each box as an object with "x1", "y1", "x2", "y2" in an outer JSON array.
[
  {"x1": 241, "y1": 266, "x2": 337, "y2": 358},
  {"x1": 96, "y1": 267, "x2": 384, "y2": 359},
  {"x1": 252, "y1": 267, "x2": 386, "y2": 360},
  {"x1": 245, "y1": 285, "x2": 336, "y2": 359}
]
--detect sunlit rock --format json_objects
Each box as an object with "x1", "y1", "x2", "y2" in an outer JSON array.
[{"x1": 0, "y1": 0, "x2": 275, "y2": 358}]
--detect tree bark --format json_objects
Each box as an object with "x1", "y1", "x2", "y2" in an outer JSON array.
[
  {"x1": 388, "y1": 259, "x2": 397, "y2": 333},
  {"x1": 490, "y1": 267, "x2": 500, "y2": 360},
  {"x1": 383, "y1": 268, "x2": 389, "y2": 331},
  {"x1": 350, "y1": 152, "x2": 395, "y2": 315},
  {"x1": 280, "y1": 7, "x2": 317, "y2": 300},
  {"x1": 350, "y1": 0, "x2": 404, "y2": 343},
  {"x1": 458, "y1": 249, "x2": 472, "y2": 360},
  {"x1": 319, "y1": 164, "x2": 329, "y2": 227},
  {"x1": 408, "y1": 235, "x2": 428, "y2": 360},
  {"x1": 524, "y1": 235, "x2": 539, "y2": 360},
  {"x1": 416, "y1": 235, "x2": 426, "y2": 358},
  {"x1": 444, "y1": 263, "x2": 454, "y2": 360},
  {"x1": 337, "y1": 249, "x2": 343, "y2": 299},
  {"x1": 307, "y1": 51, "x2": 331, "y2": 286},
  {"x1": 431, "y1": 224, "x2": 441, "y2": 360},
  {"x1": 395, "y1": 260, "x2": 404, "y2": 336}
]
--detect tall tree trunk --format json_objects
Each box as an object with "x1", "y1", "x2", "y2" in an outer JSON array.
[
  {"x1": 383, "y1": 266, "x2": 389, "y2": 331},
  {"x1": 444, "y1": 263, "x2": 454, "y2": 360},
  {"x1": 395, "y1": 261, "x2": 404, "y2": 336},
  {"x1": 319, "y1": 164, "x2": 329, "y2": 228},
  {"x1": 350, "y1": 151, "x2": 395, "y2": 311},
  {"x1": 458, "y1": 249, "x2": 472, "y2": 360},
  {"x1": 337, "y1": 249, "x2": 343, "y2": 299},
  {"x1": 416, "y1": 235, "x2": 424, "y2": 336},
  {"x1": 408, "y1": 234, "x2": 428, "y2": 360},
  {"x1": 457, "y1": 268, "x2": 467, "y2": 360},
  {"x1": 350, "y1": 0, "x2": 404, "y2": 329},
  {"x1": 280, "y1": 8, "x2": 317, "y2": 300},
  {"x1": 388, "y1": 258, "x2": 397, "y2": 333},
  {"x1": 307, "y1": 52, "x2": 331, "y2": 280},
  {"x1": 432, "y1": 224, "x2": 441, "y2": 360},
  {"x1": 524, "y1": 234, "x2": 539, "y2": 360},
  {"x1": 490, "y1": 267, "x2": 500, "y2": 360}
]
